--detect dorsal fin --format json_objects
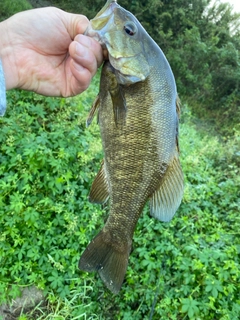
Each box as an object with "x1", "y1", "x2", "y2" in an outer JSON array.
[
  {"x1": 176, "y1": 95, "x2": 181, "y2": 118},
  {"x1": 176, "y1": 96, "x2": 181, "y2": 153}
]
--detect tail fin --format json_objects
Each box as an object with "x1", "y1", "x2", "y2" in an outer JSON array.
[{"x1": 79, "y1": 230, "x2": 130, "y2": 294}]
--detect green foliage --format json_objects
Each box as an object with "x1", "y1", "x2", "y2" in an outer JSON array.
[
  {"x1": 0, "y1": 0, "x2": 32, "y2": 21},
  {"x1": 0, "y1": 79, "x2": 104, "y2": 302},
  {"x1": 0, "y1": 1, "x2": 239, "y2": 318},
  {"x1": 0, "y1": 83, "x2": 239, "y2": 319}
]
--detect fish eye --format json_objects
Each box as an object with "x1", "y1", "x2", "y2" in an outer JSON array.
[{"x1": 124, "y1": 22, "x2": 137, "y2": 36}]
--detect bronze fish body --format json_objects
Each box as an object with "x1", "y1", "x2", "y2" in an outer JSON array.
[{"x1": 79, "y1": 0, "x2": 184, "y2": 294}]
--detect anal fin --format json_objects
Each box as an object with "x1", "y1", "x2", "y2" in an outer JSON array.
[{"x1": 150, "y1": 154, "x2": 184, "y2": 222}]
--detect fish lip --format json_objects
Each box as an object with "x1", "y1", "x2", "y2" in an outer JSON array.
[
  {"x1": 84, "y1": 0, "x2": 119, "y2": 42},
  {"x1": 94, "y1": 0, "x2": 118, "y2": 19}
]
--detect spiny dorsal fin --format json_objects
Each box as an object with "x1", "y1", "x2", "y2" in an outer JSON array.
[
  {"x1": 150, "y1": 153, "x2": 184, "y2": 222},
  {"x1": 89, "y1": 161, "x2": 109, "y2": 204},
  {"x1": 86, "y1": 94, "x2": 100, "y2": 127},
  {"x1": 176, "y1": 96, "x2": 181, "y2": 153},
  {"x1": 176, "y1": 96, "x2": 181, "y2": 118}
]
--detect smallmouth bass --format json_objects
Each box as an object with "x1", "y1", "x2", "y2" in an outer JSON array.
[{"x1": 79, "y1": 0, "x2": 184, "y2": 294}]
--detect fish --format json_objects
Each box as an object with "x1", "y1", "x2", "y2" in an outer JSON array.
[{"x1": 79, "y1": 0, "x2": 184, "y2": 294}]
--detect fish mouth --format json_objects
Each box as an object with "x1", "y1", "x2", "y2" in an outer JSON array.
[
  {"x1": 84, "y1": 1, "x2": 118, "y2": 45},
  {"x1": 93, "y1": 0, "x2": 118, "y2": 21}
]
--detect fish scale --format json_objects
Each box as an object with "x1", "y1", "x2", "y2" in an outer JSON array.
[{"x1": 79, "y1": 0, "x2": 184, "y2": 294}]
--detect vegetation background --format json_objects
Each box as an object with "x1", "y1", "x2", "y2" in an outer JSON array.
[{"x1": 0, "y1": 0, "x2": 239, "y2": 319}]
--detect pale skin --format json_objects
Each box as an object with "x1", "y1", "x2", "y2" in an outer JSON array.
[{"x1": 0, "y1": 7, "x2": 103, "y2": 97}]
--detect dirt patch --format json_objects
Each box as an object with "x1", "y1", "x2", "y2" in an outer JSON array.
[{"x1": 0, "y1": 286, "x2": 46, "y2": 320}]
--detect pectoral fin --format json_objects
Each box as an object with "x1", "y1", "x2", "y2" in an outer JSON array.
[
  {"x1": 102, "y1": 61, "x2": 127, "y2": 126},
  {"x1": 150, "y1": 154, "x2": 184, "y2": 222},
  {"x1": 86, "y1": 94, "x2": 100, "y2": 127},
  {"x1": 109, "y1": 84, "x2": 127, "y2": 127},
  {"x1": 89, "y1": 161, "x2": 109, "y2": 204}
]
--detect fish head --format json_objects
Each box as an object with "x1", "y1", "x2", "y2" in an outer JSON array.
[{"x1": 85, "y1": 0, "x2": 150, "y2": 85}]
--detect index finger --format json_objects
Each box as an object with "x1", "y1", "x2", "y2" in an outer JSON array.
[{"x1": 74, "y1": 34, "x2": 103, "y2": 68}]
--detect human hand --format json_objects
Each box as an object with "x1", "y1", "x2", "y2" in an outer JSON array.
[{"x1": 0, "y1": 7, "x2": 103, "y2": 97}]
